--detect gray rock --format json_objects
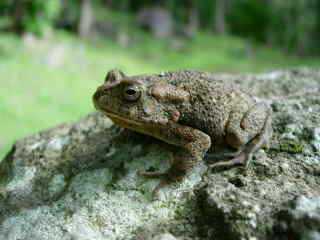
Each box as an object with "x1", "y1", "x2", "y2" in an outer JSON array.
[
  {"x1": 196, "y1": 69, "x2": 320, "y2": 240},
  {"x1": 0, "y1": 112, "x2": 204, "y2": 240},
  {"x1": 311, "y1": 128, "x2": 320, "y2": 152},
  {"x1": 152, "y1": 233, "x2": 178, "y2": 240},
  {"x1": 271, "y1": 196, "x2": 320, "y2": 240},
  {"x1": 1, "y1": 69, "x2": 320, "y2": 240}
]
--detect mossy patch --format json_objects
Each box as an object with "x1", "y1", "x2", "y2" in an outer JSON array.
[{"x1": 279, "y1": 140, "x2": 305, "y2": 154}]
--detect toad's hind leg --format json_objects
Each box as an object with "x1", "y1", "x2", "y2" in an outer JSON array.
[{"x1": 210, "y1": 103, "x2": 272, "y2": 169}]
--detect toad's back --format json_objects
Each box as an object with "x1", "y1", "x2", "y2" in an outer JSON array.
[{"x1": 161, "y1": 71, "x2": 257, "y2": 149}]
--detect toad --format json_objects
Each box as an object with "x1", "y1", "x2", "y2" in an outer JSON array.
[{"x1": 93, "y1": 70, "x2": 272, "y2": 195}]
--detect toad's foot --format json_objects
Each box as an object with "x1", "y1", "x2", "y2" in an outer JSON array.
[
  {"x1": 209, "y1": 152, "x2": 249, "y2": 170},
  {"x1": 138, "y1": 170, "x2": 167, "y2": 179},
  {"x1": 205, "y1": 149, "x2": 241, "y2": 161},
  {"x1": 138, "y1": 170, "x2": 184, "y2": 199},
  {"x1": 211, "y1": 109, "x2": 272, "y2": 171},
  {"x1": 152, "y1": 178, "x2": 171, "y2": 199}
]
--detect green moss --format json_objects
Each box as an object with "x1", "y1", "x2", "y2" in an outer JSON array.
[
  {"x1": 92, "y1": 215, "x2": 106, "y2": 229},
  {"x1": 280, "y1": 140, "x2": 305, "y2": 154}
]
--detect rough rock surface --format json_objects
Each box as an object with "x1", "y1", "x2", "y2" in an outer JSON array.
[
  {"x1": 0, "y1": 68, "x2": 320, "y2": 240},
  {"x1": 272, "y1": 196, "x2": 320, "y2": 240}
]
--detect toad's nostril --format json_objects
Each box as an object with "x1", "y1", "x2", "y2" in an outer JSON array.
[
  {"x1": 94, "y1": 85, "x2": 107, "y2": 98},
  {"x1": 97, "y1": 85, "x2": 107, "y2": 93}
]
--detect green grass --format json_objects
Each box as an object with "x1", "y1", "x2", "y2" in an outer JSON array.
[{"x1": 0, "y1": 30, "x2": 319, "y2": 159}]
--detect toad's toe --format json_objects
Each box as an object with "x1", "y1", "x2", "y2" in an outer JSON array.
[{"x1": 209, "y1": 152, "x2": 250, "y2": 170}]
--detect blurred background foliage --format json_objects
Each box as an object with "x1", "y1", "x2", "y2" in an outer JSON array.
[
  {"x1": 1, "y1": 0, "x2": 320, "y2": 55},
  {"x1": 0, "y1": 0, "x2": 320, "y2": 158}
]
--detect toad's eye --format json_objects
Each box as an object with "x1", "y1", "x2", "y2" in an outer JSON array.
[{"x1": 123, "y1": 85, "x2": 141, "y2": 102}]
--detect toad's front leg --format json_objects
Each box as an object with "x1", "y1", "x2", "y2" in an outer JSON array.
[{"x1": 139, "y1": 122, "x2": 211, "y2": 197}]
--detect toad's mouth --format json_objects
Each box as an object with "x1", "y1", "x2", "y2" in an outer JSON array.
[
  {"x1": 98, "y1": 106, "x2": 145, "y2": 130},
  {"x1": 93, "y1": 92, "x2": 145, "y2": 130},
  {"x1": 105, "y1": 111, "x2": 143, "y2": 127}
]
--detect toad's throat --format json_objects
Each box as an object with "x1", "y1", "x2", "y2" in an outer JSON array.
[
  {"x1": 100, "y1": 108, "x2": 167, "y2": 142},
  {"x1": 105, "y1": 111, "x2": 143, "y2": 128}
]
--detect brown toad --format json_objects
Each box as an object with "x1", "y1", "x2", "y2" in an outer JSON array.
[{"x1": 93, "y1": 69, "x2": 272, "y2": 194}]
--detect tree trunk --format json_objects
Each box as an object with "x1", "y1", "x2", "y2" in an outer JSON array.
[
  {"x1": 185, "y1": 0, "x2": 199, "y2": 38},
  {"x1": 104, "y1": 0, "x2": 113, "y2": 8},
  {"x1": 214, "y1": 0, "x2": 227, "y2": 34},
  {"x1": 12, "y1": 0, "x2": 24, "y2": 34},
  {"x1": 78, "y1": 0, "x2": 94, "y2": 38}
]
